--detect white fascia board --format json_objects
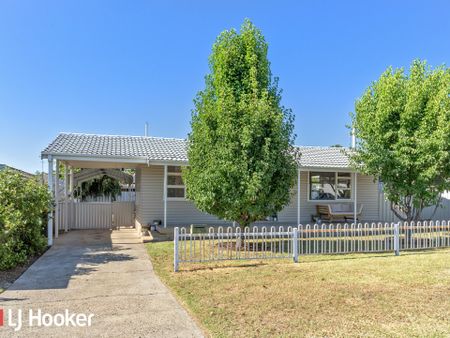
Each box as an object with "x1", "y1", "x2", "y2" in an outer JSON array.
[
  {"x1": 147, "y1": 160, "x2": 189, "y2": 166},
  {"x1": 42, "y1": 154, "x2": 354, "y2": 171},
  {"x1": 42, "y1": 154, "x2": 148, "y2": 164},
  {"x1": 299, "y1": 166, "x2": 355, "y2": 172},
  {"x1": 41, "y1": 153, "x2": 189, "y2": 166}
]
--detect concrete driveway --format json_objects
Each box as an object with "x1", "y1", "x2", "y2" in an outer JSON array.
[{"x1": 0, "y1": 229, "x2": 203, "y2": 337}]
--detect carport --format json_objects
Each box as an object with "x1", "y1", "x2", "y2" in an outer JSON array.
[
  {"x1": 43, "y1": 161, "x2": 136, "y2": 246},
  {"x1": 41, "y1": 132, "x2": 189, "y2": 246},
  {"x1": 41, "y1": 135, "x2": 145, "y2": 246}
]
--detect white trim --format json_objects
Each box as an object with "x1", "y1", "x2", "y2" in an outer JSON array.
[
  {"x1": 44, "y1": 153, "x2": 356, "y2": 172},
  {"x1": 47, "y1": 156, "x2": 54, "y2": 246},
  {"x1": 42, "y1": 153, "x2": 189, "y2": 167},
  {"x1": 55, "y1": 159, "x2": 59, "y2": 239},
  {"x1": 42, "y1": 154, "x2": 148, "y2": 162},
  {"x1": 297, "y1": 169, "x2": 301, "y2": 225},
  {"x1": 148, "y1": 160, "x2": 188, "y2": 166},
  {"x1": 163, "y1": 164, "x2": 168, "y2": 228},
  {"x1": 354, "y1": 172, "x2": 358, "y2": 224},
  {"x1": 69, "y1": 166, "x2": 74, "y2": 194},
  {"x1": 300, "y1": 167, "x2": 356, "y2": 172},
  {"x1": 307, "y1": 170, "x2": 354, "y2": 202},
  {"x1": 64, "y1": 163, "x2": 68, "y2": 232},
  {"x1": 166, "y1": 166, "x2": 186, "y2": 200}
]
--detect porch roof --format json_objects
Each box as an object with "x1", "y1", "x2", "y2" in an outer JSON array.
[
  {"x1": 73, "y1": 168, "x2": 134, "y2": 186},
  {"x1": 41, "y1": 133, "x2": 352, "y2": 169}
]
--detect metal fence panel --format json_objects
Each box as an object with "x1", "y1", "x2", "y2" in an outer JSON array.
[
  {"x1": 297, "y1": 222, "x2": 396, "y2": 255},
  {"x1": 58, "y1": 201, "x2": 135, "y2": 229},
  {"x1": 176, "y1": 226, "x2": 293, "y2": 266},
  {"x1": 174, "y1": 220, "x2": 450, "y2": 271}
]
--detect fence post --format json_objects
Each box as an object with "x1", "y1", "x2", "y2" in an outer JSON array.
[
  {"x1": 293, "y1": 228, "x2": 299, "y2": 263},
  {"x1": 393, "y1": 222, "x2": 400, "y2": 256},
  {"x1": 174, "y1": 227, "x2": 179, "y2": 272}
]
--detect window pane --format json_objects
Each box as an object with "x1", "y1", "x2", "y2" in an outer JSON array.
[
  {"x1": 310, "y1": 176, "x2": 320, "y2": 184},
  {"x1": 310, "y1": 172, "x2": 336, "y2": 200},
  {"x1": 168, "y1": 175, "x2": 184, "y2": 185},
  {"x1": 168, "y1": 166, "x2": 182, "y2": 173},
  {"x1": 337, "y1": 189, "x2": 351, "y2": 199},
  {"x1": 168, "y1": 187, "x2": 185, "y2": 198},
  {"x1": 338, "y1": 172, "x2": 351, "y2": 178},
  {"x1": 337, "y1": 178, "x2": 351, "y2": 189}
]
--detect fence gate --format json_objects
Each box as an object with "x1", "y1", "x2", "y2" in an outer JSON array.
[{"x1": 58, "y1": 201, "x2": 135, "y2": 230}]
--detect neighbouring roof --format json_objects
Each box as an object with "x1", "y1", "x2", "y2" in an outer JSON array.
[
  {"x1": 0, "y1": 163, "x2": 35, "y2": 178},
  {"x1": 42, "y1": 133, "x2": 352, "y2": 169}
]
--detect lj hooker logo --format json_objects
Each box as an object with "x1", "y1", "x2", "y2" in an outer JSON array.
[{"x1": 1, "y1": 308, "x2": 94, "y2": 331}]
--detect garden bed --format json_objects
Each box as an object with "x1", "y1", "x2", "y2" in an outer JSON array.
[{"x1": 0, "y1": 254, "x2": 42, "y2": 292}]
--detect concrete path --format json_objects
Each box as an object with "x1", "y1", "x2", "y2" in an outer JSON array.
[{"x1": 0, "y1": 229, "x2": 203, "y2": 337}]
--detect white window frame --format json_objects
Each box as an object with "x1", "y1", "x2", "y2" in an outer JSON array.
[
  {"x1": 307, "y1": 171, "x2": 353, "y2": 202},
  {"x1": 167, "y1": 166, "x2": 186, "y2": 200}
]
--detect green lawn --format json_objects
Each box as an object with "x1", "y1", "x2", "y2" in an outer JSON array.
[{"x1": 147, "y1": 242, "x2": 450, "y2": 337}]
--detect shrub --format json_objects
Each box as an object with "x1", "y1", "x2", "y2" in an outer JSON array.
[{"x1": 0, "y1": 169, "x2": 51, "y2": 270}]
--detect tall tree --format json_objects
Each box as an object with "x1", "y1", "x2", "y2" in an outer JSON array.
[
  {"x1": 351, "y1": 60, "x2": 450, "y2": 221},
  {"x1": 184, "y1": 19, "x2": 297, "y2": 227}
]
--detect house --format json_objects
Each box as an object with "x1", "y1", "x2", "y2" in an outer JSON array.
[
  {"x1": 0, "y1": 163, "x2": 35, "y2": 179},
  {"x1": 41, "y1": 132, "x2": 395, "y2": 242}
]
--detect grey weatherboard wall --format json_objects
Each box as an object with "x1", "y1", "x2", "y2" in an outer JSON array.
[{"x1": 135, "y1": 165, "x2": 380, "y2": 227}]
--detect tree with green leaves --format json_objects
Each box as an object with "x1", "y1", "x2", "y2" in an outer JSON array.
[
  {"x1": 184, "y1": 19, "x2": 298, "y2": 227},
  {"x1": 351, "y1": 60, "x2": 450, "y2": 221},
  {"x1": 0, "y1": 169, "x2": 50, "y2": 269}
]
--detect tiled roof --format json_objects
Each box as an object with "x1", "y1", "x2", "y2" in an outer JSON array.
[
  {"x1": 42, "y1": 133, "x2": 188, "y2": 162},
  {"x1": 42, "y1": 133, "x2": 351, "y2": 168},
  {"x1": 297, "y1": 146, "x2": 351, "y2": 168}
]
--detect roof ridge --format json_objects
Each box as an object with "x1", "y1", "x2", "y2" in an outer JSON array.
[
  {"x1": 296, "y1": 145, "x2": 351, "y2": 150},
  {"x1": 57, "y1": 133, "x2": 348, "y2": 148},
  {"x1": 59, "y1": 132, "x2": 187, "y2": 141}
]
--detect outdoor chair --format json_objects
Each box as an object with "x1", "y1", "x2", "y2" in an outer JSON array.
[{"x1": 316, "y1": 203, "x2": 363, "y2": 222}]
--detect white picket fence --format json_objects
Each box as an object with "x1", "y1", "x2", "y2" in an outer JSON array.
[
  {"x1": 58, "y1": 201, "x2": 135, "y2": 230},
  {"x1": 173, "y1": 220, "x2": 450, "y2": 271}
]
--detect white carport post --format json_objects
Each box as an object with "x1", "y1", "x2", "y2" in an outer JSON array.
[
  {"x1": 297, "y1": 168, "x2": 301, "y2": 225},
  {"x1": 354, "y1": 172, "x2": 358, "y2": 225},
  {"x1": 69, "y1": 166, "x2": 74, "y2": 193},
  {"x1": 47, "y1": 155, "x2": 54, "y2": 246},
  {"x1": 163, "y1": 164, "x2": 168, "y2": 228},
  {"x1": 54, "y1": 159, "x2": 59, "y2": 238},
  {"x1": 64, "y1": 163, "x2": 68, "y2": 232}
]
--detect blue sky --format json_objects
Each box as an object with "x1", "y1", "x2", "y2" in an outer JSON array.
[{"x1": 0, "y1": 0, "x2": 449, "y2": 172}]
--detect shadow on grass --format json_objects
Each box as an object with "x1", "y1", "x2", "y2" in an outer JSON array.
[
  {"x1": 177, "y1": 248, "x2": 450, "y2": 271},
  {"x1": 180, "y1": 261, "x2": 270, "y2": 272},
  {"x1": 286, "y1": 248, "x2": 448, "y2": 264}
]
